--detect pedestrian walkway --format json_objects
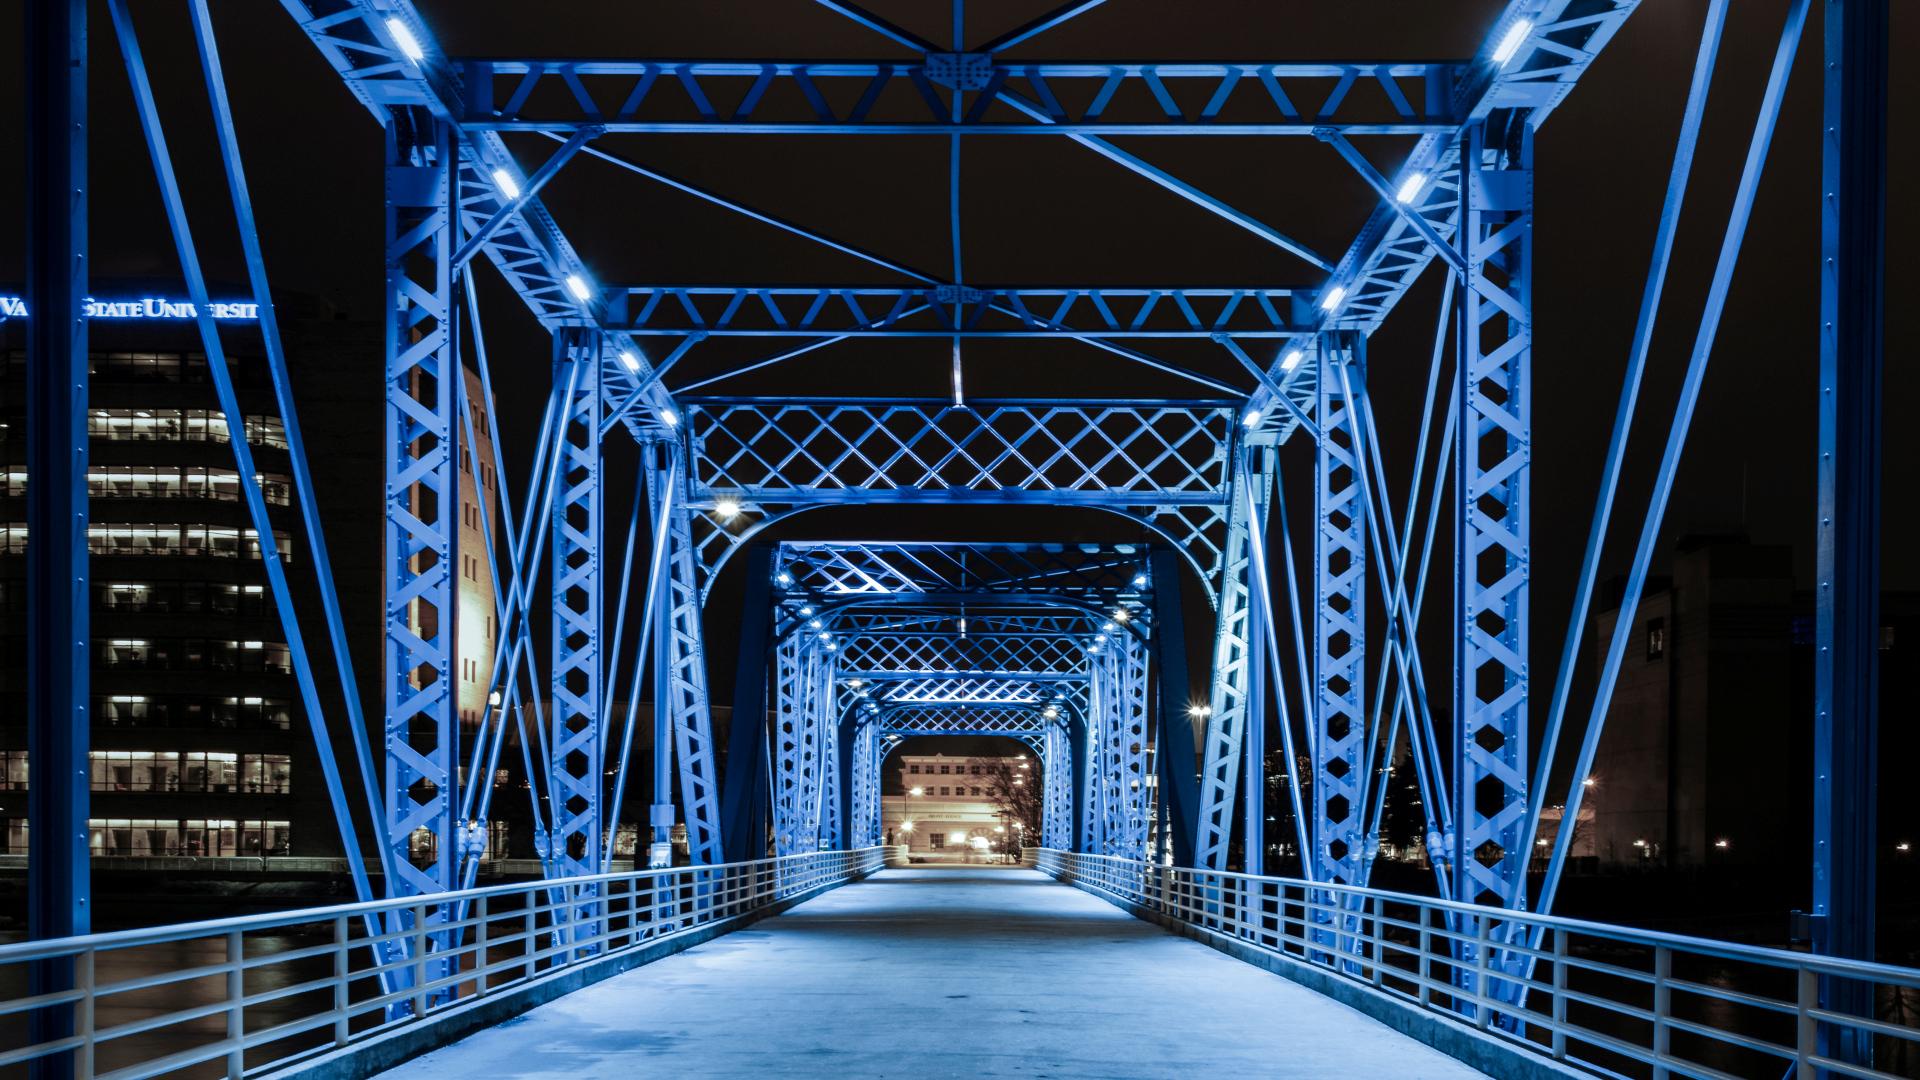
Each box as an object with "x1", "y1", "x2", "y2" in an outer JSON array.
[{"x1": 380, "y1": 867, "x2": 1488, "y2": 1078}]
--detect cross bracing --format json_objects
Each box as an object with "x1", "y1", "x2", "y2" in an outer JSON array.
[{"x1": 27, "y1": 0, "x2": 1891, "y2": 1066}]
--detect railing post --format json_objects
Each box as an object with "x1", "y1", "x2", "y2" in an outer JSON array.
[
  {"x1": 1551, "y1": 928, "x2": 1569, "y2": 1060},
  {"x1": 474, "y1": 894, "x2": 489, "y2": 999},
  {"x1": 1418, "y1": 916, "x2": 1432, "y2": 1009},
  {"x1": 226, "y1": 930, "x2": 245, "y2": 1078},
  {"x1": 523, "y1": 898, "x2": 537, "y2": 982},
  {"x1": 1475, "y1": 919, "x2": 1494, "y2": 1030},
  {"x1": 332, "y1": 916, "x2": 350, "y2": 1047},
  {"x1": 411, "y1": 903, "x2": 428, "y2": 1018},
  {"x1": 1370, "y1": 895, "x2": 1384, "y2": 989},
  {"x1": 1652, "y1": 945, "x2": 1672, "y2": 1080},
  {"x1": 1796, "y1": 966, "x2": 1818, "y2": 1077},
  {"x1": 75, "y1": 950, "x2": 94, "y2": 1080}
]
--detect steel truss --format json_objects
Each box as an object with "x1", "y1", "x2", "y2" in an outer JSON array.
[{"x1": 54, "y1": 9, "x2": 1884, "y2": 1052}]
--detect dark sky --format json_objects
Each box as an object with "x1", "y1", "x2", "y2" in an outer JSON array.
[{"x1": 1, "y1": 2, "x2": 1912, "y2": 770}]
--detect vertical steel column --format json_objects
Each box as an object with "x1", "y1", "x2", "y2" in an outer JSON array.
[
  {"x1": 1069, "y1": 713, "x2": 1093, "y2": 853},
  {"x1": 25, "y1": 2, "x2": 87, "y2": 1073},
  {"x1": 720, "y1": 546, "x2": 774, "y2": 863},
  {"x1": 657, "y1": 456, "x2": 724, "y2": 864},
  {"x1": 549, "y1": 331, "x2": 602, "y2": 880},
  {"x1": 1313, "y1": 341, "x2": 1366, "y2": 891},
  {"x1": 1813, "y1": 0, "x2": 1886, "y2": 1066},
  {"x1": 1244, "y1": 508, "x2": 1268, "y2": 874},
  {"x1": 1452, "y1": 119, "x2": 1533, "y2": 913},
  {"x1": 1117, "y1": 632, "x2": 1152, "y2": 860},
  {"x1": 1194, "y1": 442, "x2": 1262, "y2": 871},
  {"x1": 1147, "y1": 548, "x2": 1199, "y2": 866},
  {"x1": 772, "y1": 632, "x2": 807, "y2": 855},
  {"x1": 383, "y1": 115, "x2": 459, "y2": 905}
]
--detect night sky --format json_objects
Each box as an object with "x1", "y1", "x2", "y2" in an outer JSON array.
[{"x1": 0, "y1": 2, "x2": 1912, "y2": 777}]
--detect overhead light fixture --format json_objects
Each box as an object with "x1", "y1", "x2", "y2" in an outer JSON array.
[
  {"x1": 1320, "y1": 285, "x2": 1346, "y2": 312},
  {"x1": 1395, "y1": 171, "x2": 1427, "y2": 204},
  {"x1": 566, "y1": 274, "x2": 592, "y2": 302},
  {"x1": 713, "y1": 497, "x2": 741, "y2": 519},
  {"x1": 385, "y1": 17, "x2": 425, "y2": 62},
  {"x1": 1188, "y1": 704, "x2": 1210, "y2": 718},
  {"x1": 660, "y1": 408, "x2": 678, "y2": 427},
  {"x1": 1102, "y1": 622, "x2": 1115, "y2": 633},
  {"x1": 618, "y1": 349, "x2": 640, "y2": 372},
  {"x1": 1280, "y1": 348, "x2": 1305, "y2": 373},
  {"x1": 491, "y1": 169, "x2": 521, "y2": 200},
  {"x1": 818, "y1": 631, "x2": 832, "y2": 642},
  {"x1": 1112, "y1": 609, "x2": 1129, "y2": 623},
  {"x1": 775, "y1": 572, "x2": 792, "y2": 585},
  {"x1": 1243, "y1": 409, "x2": 1262, "y2": 428},
  {"x1": 1132, "y1": 573, "x2": 1148, "y2": 588},
  {"x1": 798, "y1": 605, "x2": 814, "y2": 616},
  {"x1": 1492, "y1": 18, "x2": 1533, "y2": 65},
  {"x1": 809, "y1": 619, "x2": 823, "y2": 630}
]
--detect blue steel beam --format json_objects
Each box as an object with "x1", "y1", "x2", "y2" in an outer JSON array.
[
  {"x1": 1193, "y1": 446, "x2": 1269, "y2": 870},
  {"x1": 1311, "y1": 342, "x2": 1366, "y2": 893},
  {"x1": 381, "y1": 115, "x2": 461, "y2": 907},
  {"x1": 457, "y1": 60, "x2": 1465, "y2": 135},
  {"x1": 24, "y1": 3, "x2": 88, "y2": 1071},
  {"x1": 549, "y1": 331, "x2": 604, "y2": 883},
  {"x1": 1450, "y1": 118, "x2": 1532, "y2": 914},
  {"x1": 1247, "y1": 0, "x2": 1639, "y2": 419},
  {"x1": 1812, "y1": 0, "x2": 1886, "y2": 1067},
  {"x1": 278, "y1": 1, "x2": 673, "y2": 438},
  {"x1": 608, "y1": 285, "x2": 1307, "y2": 339}
]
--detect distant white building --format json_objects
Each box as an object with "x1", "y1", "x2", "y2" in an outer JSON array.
[{"x1": 882, "y1": 752, "x2": 1028, "y2": 856}]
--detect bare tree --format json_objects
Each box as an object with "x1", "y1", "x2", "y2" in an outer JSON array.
[{"x1": 980, "y1": 758, "x2": 1042, "y2": 856}]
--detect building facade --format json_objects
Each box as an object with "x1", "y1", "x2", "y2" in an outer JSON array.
[
  {"x1": 881, "y1": 752, "x2": 1027, "y2": 856},
  {"x1": 0, "y1": 286, "x2": 497, "y2": 868}
]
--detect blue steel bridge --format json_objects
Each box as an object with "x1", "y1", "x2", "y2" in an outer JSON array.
[{"x1": 2, "y1": 0, "x2": 1900, "y2": 1078}]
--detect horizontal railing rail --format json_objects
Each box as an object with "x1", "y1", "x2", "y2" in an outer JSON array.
[
  {"x1": 1034, "y1": 849, "x2": 1920, "y2": 1080},
  {"x1": 0, "y1": 847, "x2": 884, "y2": 1079}
]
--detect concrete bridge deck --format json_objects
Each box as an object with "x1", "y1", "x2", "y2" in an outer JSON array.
[{"x1": 379, "y1": 867, "x2": 1488, "y2": 1079}]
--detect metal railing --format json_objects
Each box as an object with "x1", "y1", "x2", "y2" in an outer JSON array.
[
  {"x1": 1035, "y1": 850, "x2": 1920, "y2": 1080},
  {"x1": 0, "y1": 847, "x2": 884, "y2": 1079}
]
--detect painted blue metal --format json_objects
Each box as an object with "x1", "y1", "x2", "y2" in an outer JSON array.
[
  {"x1": 189, "y1": 0, "x2": 397, "y2": 897},
  {"x1": 382, "y1": 115, "x2": 461, "y2": 911},
  {"x1": 1534, "y1": 0, "x2": 1808, "y2": 923},
  {"x1": 1450, "y1": 117, "x2": 1531, "y2": 916},
  {"x1": 1193, "y1": 445, "x2": 1270, "y2": 870},
  {"x1": 609, "y1": 285, "x2": 1306, "y2": 339},
  {"x1": 657, "y1": 456, "x2": 726, "y2": 866},
  {"x1": 24, "y1": 3, "x2": 87, "y2": 1071},
  {"x1": 1518, "y1": 0, "x2": 1727, "y2": 887},
  {"x1": 1812, "y1": 0, "x2": 1886, "y2": 1067},
  {"x1": 1311, "y1": 341, "x2": 1366, "y2": 893},
  {"x1": 111, "y1": 0, "x2": 387, "y2": 922},
  {"x1": 457, "y1": 59, "x2": 1463, "y2": 136},
  {"x1": 549, "y1": 331, "x2": 603, "y2": 885}
]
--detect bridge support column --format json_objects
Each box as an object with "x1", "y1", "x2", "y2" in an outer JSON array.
[
  {"x1": 25, "y1": 0, "x2": 89, "y2": 1072},
  {"x1": 1313, "y1": 340, "x2": 1366, "y2": 895},
  {"x1": 1812, "y1": 0, "x2": 1885, "y2": 1068},
  {"x1": 549, "y1": 331, "x2": 603, "y2": 884},
  {"x1": 381, "y1": 115, "x2": 459, "y2": 984},
  {"x1": 1452, "y1": 118, "x2": 1532, "y2": 917},
  {"x1": 1196, "y1": 444, "x2": 1272, "y2": 872},
  {"x1": 654, "y1": 454, "x2": 723, "y2": 865}
]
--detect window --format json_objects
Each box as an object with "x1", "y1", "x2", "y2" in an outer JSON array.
[
  {"x1": 939, "y1": 765, "x2": 951, "y2": 774},
  {"x1": 242, "y1": 754, "x2": 292, "y2": 794},
  {"x1": 908, "y1": 764, "x2": 920, "y2": 774},
  {"x1": 940, "y1": 786, "x2": 951, "y2": 796},
  {"x1": 928, "y1": 833, "x2": 946, "y2": 850},
  {"x1": 970, "y1": 765, "x2": 981, "y2": 775},
  {"x1": 1645, "y1": 616, "x2": 1666, "y2": 661},
  {"x1": 88, "y1": 751, "x2": 182, "y2": 792},
  {"x1": 1, "y1": 749, "x2": 28, "y2": 791}
]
